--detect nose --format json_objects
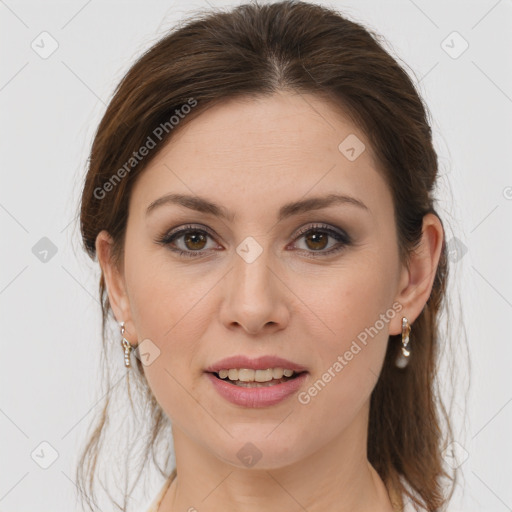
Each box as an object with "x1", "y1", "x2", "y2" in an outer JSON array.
[{"x1": 219, "y1": 244, "x2": 290, "y2": 335}]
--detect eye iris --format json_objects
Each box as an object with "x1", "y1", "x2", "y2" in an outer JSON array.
[
  {"x1": 305, "y1": 231, "x2": 328, "y2": 250},
  {"x1": 184, "y1": 231, "x2": 207, "y2": 250}
]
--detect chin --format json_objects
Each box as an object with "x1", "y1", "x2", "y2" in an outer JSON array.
[{"x1": 211, "y1": 430, "x2": 309, "y2": 471}]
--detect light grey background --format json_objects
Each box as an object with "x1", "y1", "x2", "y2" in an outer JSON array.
[{"x1": 1, "y1": 0, "x2": 511, "y2": 511}]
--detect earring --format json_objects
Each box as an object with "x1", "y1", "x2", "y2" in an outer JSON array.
[
  {"x1": 120, "y1": 321, "x2": 134, "y2": 368},
  {"x1": 395, "y1": 316, "x2": 411, "y2": 369}
]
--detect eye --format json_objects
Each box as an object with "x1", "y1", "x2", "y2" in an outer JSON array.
[
  {"x1": 290, "y1": 223, "x2": 351, "y2": 257},
  {"x1": 156, "y1": 222, "x2": 351, "y2": 259},
  {"x1": 156, "y1": 224, "x2": 221, "y2": 258}
]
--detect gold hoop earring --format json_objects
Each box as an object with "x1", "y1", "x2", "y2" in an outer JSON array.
[
  {"x1": 395, "y1": 316, "x2": 411, "y2": 369},
  {"x1": 120, "y1": 321, "x2": 135, "y2": 368}
]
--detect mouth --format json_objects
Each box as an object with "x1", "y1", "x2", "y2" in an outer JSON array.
[
  {"x1": 208, "y1": 370, "x2": 307, "y2": 388},
  {"x1": 205, "y1": 369, "x2": 309, "y2": 407}
]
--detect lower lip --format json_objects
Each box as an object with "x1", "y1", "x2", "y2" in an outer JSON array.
[{"x1": 205, "y1": 372, "x2": 308, "y2": 408}]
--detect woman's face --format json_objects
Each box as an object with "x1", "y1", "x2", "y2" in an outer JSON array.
[{"x1": 100, "y1": 91, "x2": 416, "y2": 470}]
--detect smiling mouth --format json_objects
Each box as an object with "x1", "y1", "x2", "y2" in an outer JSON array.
[{"x1": 211, "y1": 371, "x2": 306, "y2": 387}]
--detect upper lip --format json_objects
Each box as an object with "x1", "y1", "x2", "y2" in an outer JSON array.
[{"x1": 205, "y1": 355, "x2": 308, "y2": 373}]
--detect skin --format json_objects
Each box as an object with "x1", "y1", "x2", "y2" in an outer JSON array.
[{"x1": 96, "y1": 91, "x2": 443, "y2": 512}]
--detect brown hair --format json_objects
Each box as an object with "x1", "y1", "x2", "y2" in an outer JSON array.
[{"x1": 77, "y1": 1, "x2": 462, "y2": 510}]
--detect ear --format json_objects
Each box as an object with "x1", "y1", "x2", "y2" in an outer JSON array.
[
  {"x1": 389, "y1": 213, "x2": 444, "y2": 336},
  {"x1": 95, "y1": 230, "x2": 136, "y2": 343}
]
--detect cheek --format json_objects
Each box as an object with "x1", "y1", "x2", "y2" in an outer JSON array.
[
  {"x1": 125, "y1": 242, "x2": 214, "y2": 340},
  {"x1": 124, "y1": 251, "x2": 217, "y2": 420},
  {"x1": 294, "y1": 250, "x2": 395, "y2": 345},
  {"x1": 292, "y1": 254, "x2": 394, "y2": 409}
]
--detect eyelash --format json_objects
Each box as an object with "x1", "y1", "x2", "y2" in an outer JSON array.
[{"x1": 156, "y1": 223, "x2": 351, "y2": 259}]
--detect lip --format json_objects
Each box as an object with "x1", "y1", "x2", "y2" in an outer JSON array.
[
  {"x1": 205, "y1": 371, "x2": 308, "y2": 408},
  {"x1": 204, "y1": 355, "x2": 308, "y2": 373}
]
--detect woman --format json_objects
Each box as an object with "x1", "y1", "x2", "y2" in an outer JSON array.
[{"x1": 77, "y1": 1, "x2": 457, "y2": 510}]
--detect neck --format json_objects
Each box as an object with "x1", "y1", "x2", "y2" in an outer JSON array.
[{"x1": 158, "y1": 407, "x2": 397, "y2": 512}]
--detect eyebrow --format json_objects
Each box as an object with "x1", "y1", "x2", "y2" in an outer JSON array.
[{"x1": 145, "y1": 192, "x2": 370, "y2": 222}]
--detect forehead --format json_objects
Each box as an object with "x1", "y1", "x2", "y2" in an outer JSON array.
[
  {"x1": 158, "y1": 92, "x2": 376, "y2": 167},
  {"x1": 130, "y1": 91, "x2": 392, "y2": 222}
]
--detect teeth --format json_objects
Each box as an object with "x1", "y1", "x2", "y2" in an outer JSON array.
[{"x1": 217, "y1": 367, "x2": 296, "y2": 382}]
